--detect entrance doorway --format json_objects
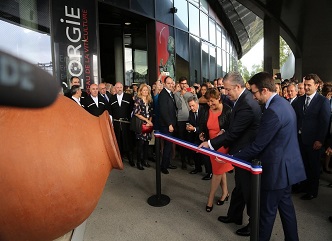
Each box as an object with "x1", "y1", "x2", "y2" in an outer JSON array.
[{"x1": 98, "y1": 3, "x2": 151, "y2": 87}]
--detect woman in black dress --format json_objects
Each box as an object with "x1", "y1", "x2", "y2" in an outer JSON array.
[{"x1": 133, "y1": 83, "x2": 154, "y2": 170}]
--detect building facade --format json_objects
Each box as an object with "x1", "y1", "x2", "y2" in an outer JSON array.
[{"x1": 0, "y1": 0, "x2": 238, "y2": 90}]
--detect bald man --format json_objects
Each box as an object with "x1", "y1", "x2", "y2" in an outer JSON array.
[
  {"x1": 109, "y1": 82, "x2": 134, "y2": 166},
  {"x1": 83, "y1": 84, "x2": 108, "y2": 117}
]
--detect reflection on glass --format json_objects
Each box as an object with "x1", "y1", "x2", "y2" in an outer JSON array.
[
  {"x1": 189, "y1": 3, "x2": 199, "y2": 36},
  {"x1": 200, "y1": 0, "x2": 208, "y2": 13},
  {"x1": 188, "y1": 0, "x2": 199, "y2": 7},
  {"x1": 217, "y1": 48, "x2": 222, "y2": 77},
  {"x1": 222, "y1": 50, "x2": 227, "y2": 75},
  {"x1": 134, "y1": 49, "x2": 148, "y2": 83},
  {"x1": 201, "y1": 42, "x2": 209, "y2": 81},
  {"x1": 200, "y1": 12, "x2": 208, "y2": 41},
  {"x1": 209, "y1": 45, "x2": 216, "y2": 80},
  {"x1": 0, "y1": 20, "x2": 52, "y2": 74},
  {"x1": 209, "y1": 18, "x2": 215, "y2": 44},
  {"x1": 216, "y1": 24, "x2": 222, "y2": 48},
  {"x1": 125, "y1": 48, "x2": 133, "y2": 85},
  {"x1": 189, "y1": 34, "x2": 201, "y2": 83},
  {"x1": 174, "y1": 0, "x2": 188, "y2": 31}
]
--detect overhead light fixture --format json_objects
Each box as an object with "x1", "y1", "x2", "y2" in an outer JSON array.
[{"x1": 124, "y1": 22, "x2": 131, "y2": 25}]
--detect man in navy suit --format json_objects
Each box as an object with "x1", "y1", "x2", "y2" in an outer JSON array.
[
  {"x1": 199, "y1": 71, "x2": 261, "y2": 236},
  {"x1": 234, "y1": 72, "x2": 306, "y2": 241},
  {"x1": 292, "y1": 74, "x2": 330, "y2": 200},
  {"x1": 158, "y1": 76, "x2": 177, "y2": 174},
  {"x1": 186, "y1": 95, "x2": 212, "y2": 179}
]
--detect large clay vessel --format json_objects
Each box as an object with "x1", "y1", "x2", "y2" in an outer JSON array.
[{"x1": 0, "y1": 95, "x2": 123, "y2": 241}]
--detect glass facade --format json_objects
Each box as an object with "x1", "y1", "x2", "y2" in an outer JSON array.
[{"x1": 0, "y1": 0, "x2": 238, "y2": 87}]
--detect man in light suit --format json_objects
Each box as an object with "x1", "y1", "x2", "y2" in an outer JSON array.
[
  {"x1": 234, "y1": 72, "x2": 306, "y2": 241},
  {"x1": 199, "y1": 71, "x2": 261, "y2": 236},
  {"x1": 292, "y1": 73, "x2": 330, "y2": 200},
  {"x1": 158, "y1": 76, "x2": 177, "y2": 174}
]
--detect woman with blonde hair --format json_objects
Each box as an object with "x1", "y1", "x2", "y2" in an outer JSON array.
[{"x1": 133, "y1": 84, "x2": 154, "y2": 170}]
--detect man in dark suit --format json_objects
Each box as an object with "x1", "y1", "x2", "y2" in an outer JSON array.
[
  {"x1": 292, "y1": 73, "x2": 330, "y2": 200},
  {"x1": 287, "y1": 82, "x2": 298, "y2": 104},
  {"x1": 83, "y1": 84, "x2": 108, "y2": 117},
  {"x1": 64, "y1": 76, "x2": 88, "y2": 102},
  {"x1": 98, "y1": 83, "x2": 112, "y2": 104},
  {"x1": 234, "y1": 72, "x2": 306, "y2": 241},
  {"x1": 158, "y1": 76, "x2": 177, "y2": 174},
  {"x1": 199, "y1": 71, "x2": 261, "y2": 236},
  {"x1": 186, "y1": 95, "x2": 212, "y2": 180},
  {"x1": 109, "y1": 82, "x2": 134, "y2": 166}
]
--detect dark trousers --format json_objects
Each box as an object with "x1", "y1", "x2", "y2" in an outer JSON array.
[
  {"x1": 113, "y1": 121, "x2": 133, "y2": 161},
  {"x1": 260, "y1": 186, "x2": 299, "y2": 241},
  {"x1": 227, "y1": 167, "x2": 251, "y2": 222},
  {"x1": 298, "y1": 138, "x2": 322, "y2": 196},
  {"x1": 177, "y1": 121, "x2": 189, "y2": 163},
  {"x1": 137, "y1": 139, "x2": 149, "y2": 161},
  {"x1": 160, "y1": 126, "x2": 174, "y2": 170},
  {"x1": 192, "y1": 152, "x2": 211, "y2": 173}
]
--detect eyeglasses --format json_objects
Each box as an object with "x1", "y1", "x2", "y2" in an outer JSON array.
[{"x1": 251, "y1": 89, "x2": 259, "y2": 95}]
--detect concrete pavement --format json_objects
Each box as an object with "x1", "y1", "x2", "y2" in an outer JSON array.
[{"x1": 83, "y1": 159, "x2": 332, "y2": 241}]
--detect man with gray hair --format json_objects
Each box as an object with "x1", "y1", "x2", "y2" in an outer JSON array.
[
  {"x1": 287, "y1": 82, "x2": 298, "y2": 104},
  {"x1": 186, "y1": 95, "x2": 212, "y2": 179},
  {"x1": 199, "y1": 71, "x2": 261, "y2": 236}
]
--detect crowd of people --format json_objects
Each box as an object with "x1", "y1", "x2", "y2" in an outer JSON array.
[{"x1": 62, "y1": 71, "x2": 332, "y2": 240}]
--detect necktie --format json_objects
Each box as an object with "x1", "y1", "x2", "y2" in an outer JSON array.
[
  {"x1": 194, "y1": 112, "x2": 197, "y2": 122},
  {"x1": 304, "y1": 96, "x2": 310, "y2": 112},
  {"x1": 103, "y1": 94, "x2": 109, "y2": 103}
]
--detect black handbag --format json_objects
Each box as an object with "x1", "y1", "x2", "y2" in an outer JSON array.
[{"x1": 130, "y1": 115, "x2": 143, "y2": 134}]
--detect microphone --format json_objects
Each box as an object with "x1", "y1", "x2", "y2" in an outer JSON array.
[{"x1": 0, "y1": 50, "x2": 60, "y2": 108}]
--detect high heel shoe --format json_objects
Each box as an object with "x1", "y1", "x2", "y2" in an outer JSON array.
[
  {"x1": 205, "y1": 205, "x2": 213, "y2": 212},
  {"x1": 217, "y1": 193, "x2": 230, "y2": 206}
]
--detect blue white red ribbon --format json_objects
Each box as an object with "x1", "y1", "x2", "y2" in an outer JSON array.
[{"x1": 154, "y1": 131, "x2": 262, "y2": 175}]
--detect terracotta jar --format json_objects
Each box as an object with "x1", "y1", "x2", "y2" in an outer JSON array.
[{"x1": 0, "y1": 95, "x2": 123, "y2": 241}]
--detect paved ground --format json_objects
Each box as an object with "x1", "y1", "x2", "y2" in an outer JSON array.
[{"x1": 83, "y1": 158, "x2": 332, "y2": 241}]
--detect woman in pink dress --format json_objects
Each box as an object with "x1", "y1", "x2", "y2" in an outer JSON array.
[{"x1": 200, "y1": 88, "x2": 233, "y2": 212}]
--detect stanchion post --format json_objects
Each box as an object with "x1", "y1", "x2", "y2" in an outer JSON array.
[
  {"x1": 250, "y1": 159, "x2": 261, "y2": 241},
  {"x1": 147, "y1": 134, "x2": 170, "y2": 207}
]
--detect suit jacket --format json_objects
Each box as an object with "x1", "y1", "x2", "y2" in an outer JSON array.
[
  {"x1": 234, "y1": 94, "x2": 306, "y2": 190},
  {"x1": 158, "y1": 88, "x2": 177, "y2": 128},
  {"x1": 210, "y1": 89, "x2": 261, "y2": 155},
  {"x1": 83, "y1": 94, "x2": 108, "y2": 117},
  {"x1": 292, "y1": 92, "x2": 330, "y2": 145},
  {"x1": 188, "y1": 104, "x2": 208, "y2": 144},
  {"x1": 109, "y1": 93, "x2": 134, "y2": 120},
  {"x1": 200, "y1": 104, "x2": 232, "y2": 140}
]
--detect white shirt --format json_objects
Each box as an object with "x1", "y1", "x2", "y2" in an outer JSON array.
[
  {"x1": 72, "y1": 96, "x2": 81, "y2": 106},
  {"x1": 117, "y1": 92, "x2": 124, "y2": 107},
  {"x1": 91, "y1": 95, "x2": 99, "y2": 107}
]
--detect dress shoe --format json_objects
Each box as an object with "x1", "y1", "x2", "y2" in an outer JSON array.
[
  {"x1": 217, "y1": 216, "x2": 242, "y2": 225},
  {"x1": 205, "y1": 205, "x2": 213, "y2": 212},
  {"x1": 217, "y1": 193, "x2": 230, "y2": 205},
  {"x1": 142, "y1": 161, "x2": 150, "y2": 168},
  {"x1": 189, "y1": 169, "x2": 202, "y2": 174},
  {"x1": 161, "y1": 168, "x2": 169, "y2": 174},
  {"x1": 202, "y1": 173, "x2": 212, "y2": 180},
  {"x1": 136, "y1": 163, "x2": 144, "y2": 170},
  {"x1": 129, "y1": 160, "x2": 135, "y2": 167},
  {"x1": 236, "y1": 225, "x2": 250, "y2": 236},
  {"x1": 168, "y1": 164, "x2": 177, "y2": 169},
  {"x1": 300, "y1": 193, "x2": 317, "y2": 200}
]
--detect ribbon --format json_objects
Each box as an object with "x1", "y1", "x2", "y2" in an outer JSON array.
[{"x1": 154, "y1": 131, "x2": 262, "y2": 175}]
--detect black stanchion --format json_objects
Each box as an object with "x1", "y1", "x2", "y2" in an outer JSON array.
[
  {"x1": 147, "y1": 136, "x2": 170, "y2": 207},
  {"x1": 250, "y1": 159, "x2": 261, "y2": 241}
]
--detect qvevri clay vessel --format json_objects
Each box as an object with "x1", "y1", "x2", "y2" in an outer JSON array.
[{"x1": 0, "y1": 95, "x2": 123, "y2": 241}]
